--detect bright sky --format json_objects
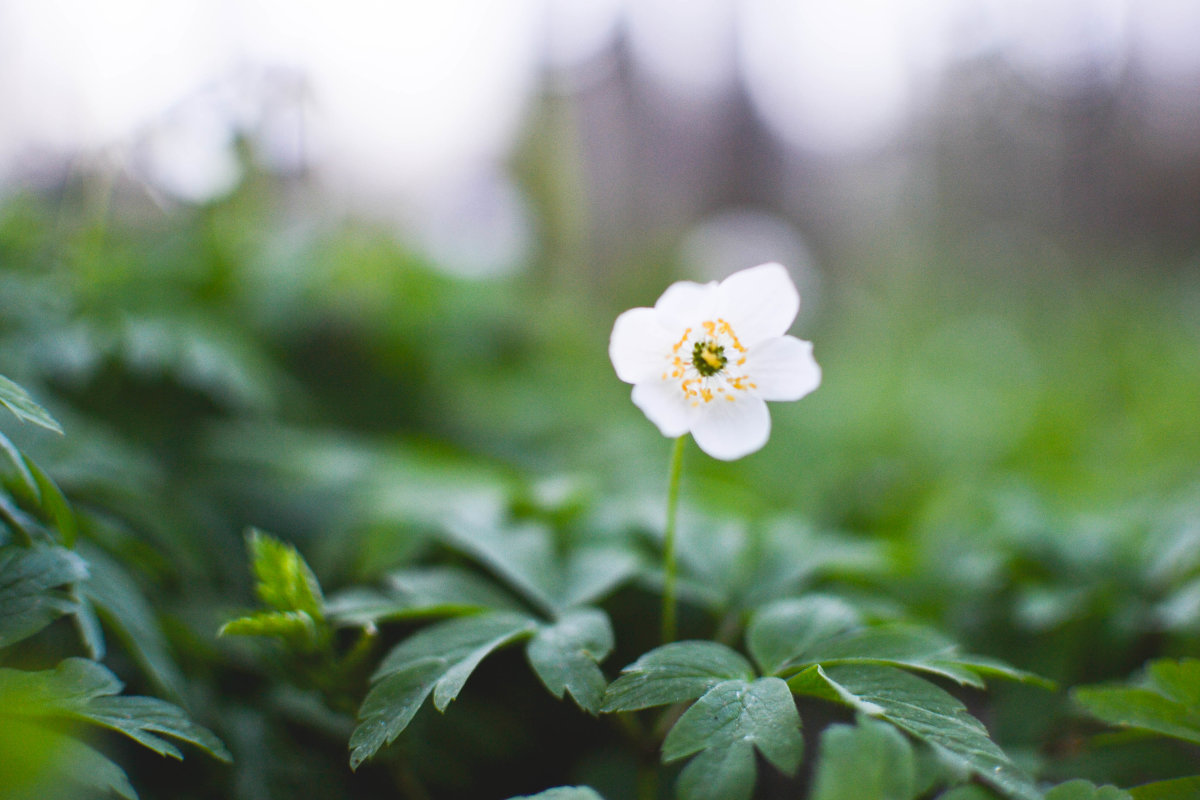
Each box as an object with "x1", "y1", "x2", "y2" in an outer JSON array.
[{"x1": 0, "y1": 0, "x2": 1194, "y2": 202}]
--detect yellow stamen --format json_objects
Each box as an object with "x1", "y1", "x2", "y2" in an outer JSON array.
[
  {"x1": 699, "y1": 346, "x2": 723, "y2": 371},
  {"x1": 718, "y1": 318, "x2": 747, "y2": 353}
]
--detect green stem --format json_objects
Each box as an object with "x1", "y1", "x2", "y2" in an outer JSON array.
[
  {"x1": 636, "y1": 758, "x2": 659, "y2": 800},
  {"x1": 661, "y1": 436, "x2": 686, "y2": 644}
]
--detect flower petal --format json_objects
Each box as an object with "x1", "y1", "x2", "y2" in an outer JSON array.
[
  {"x1": 745, "y1": 336, "x2": 821, "y2": 401},
  {"x1": 610, "y1": 307, "x2": 674, "y2": 384},
  {"x1": 631, "y1": 380, "x2": 695, "y2": 438},
  {"x1": 690, "y1": 396, "x2": 770, "y2": 461},
  {"x1": 715, "y1": 263, "x2": 799, "y2": 348},
  {"x1": 655, "y1": 279, "x2": 718, "y2": 329}
]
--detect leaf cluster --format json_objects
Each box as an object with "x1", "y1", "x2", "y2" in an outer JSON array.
[{"x1": 0, "y1": 376, "x2": 228, "y2": 799}]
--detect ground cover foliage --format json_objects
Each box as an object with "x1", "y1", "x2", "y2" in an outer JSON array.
[{"x1": 1, "y1": 178, "x2": 1199, "y2": 800}]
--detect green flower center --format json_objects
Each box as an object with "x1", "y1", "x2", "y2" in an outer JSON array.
[{"x1": 692, "y1": 340, "x2": 727, "y2": 377}]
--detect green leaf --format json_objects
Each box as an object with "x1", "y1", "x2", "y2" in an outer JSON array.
[
  {"x1": 0, "y1": 543, "x2": 88, "y2": 648},
  {"x1": 0, "y1": 433, "x2": 77, "y2": 547},
  {"x1": 350, "y1": 611, "x2": 537, "y2": 769},
  {"x1": 219, "y1": 610, "x2": 323, "y2": 648},
  {"x1": 789, "y1": 665, "x2": 1040, "y2": 800},
  {"x1": 747, "y1": 597, "x2": 1050, "y2": 689},
  {"x1": 746, "y1": 595, "x2": 861, "y2": 676},
  {"x1": 84, "y1": 695, "x2": 231, "y2": 761},
  {"x1": 662, "y1": 677, "x2": 803, "y2": 800},
  {"x1": 1129, "y1": 776, "x2": 1200, "y2": 800},
  {"x1": 1044, "y1": 780, "x2": 1132, "y2": 800},
  {"x1": 52, "y1": 736, "x2": 139, "y2": 800},
  {"x1": 439, "y1": 517, "x2": 561, "y2": 615},
  {"x1": 438, "y1": 517, "x2": 638, "y2": 615},
  {"x1": 0, "y1": 374, "x2": 62, "y2": 434},
  {"x1": 937, "y1": 788, "x2": 1004, "y2": 800},
  {"x1": 602, "y1": 641, "x2": 756, "y2": 712},
  {"x1": 246, "y1": 529, "x2": 324, "y2": 619},
  {"x1": 325, "y1": 565, "x2": 521, "y2": 626},
  {"x1": 526, "y1": 607, "x2": 614, "y2": 714},
  {"x1": 508, "y1": 788, "x2": 607, "y2": 800},
  {"x1": 70, "y1": 585, "x2": 105, "y2": 660},
  {"x1": 942, "y1": 654, "x2": 1055, "y2": 689},
  {"x1": 810, "y1": 716, "x2": 918, "y2": 800},
  {"x1": 0, "y1": 658, "x2": 231, "y2": 763},
  {"x1": 81, "y1": 546, "x2": 186, "y2": 700},
  {"x1": 22, "y1": 456, "x2": 77, "y2": 547},
  {"x1": 1073, "y1": 659, "x2": 1200, "y2": 746},
  {"x1": 0, "y1": 724, "x2": 140, "y2": 800},
  {"x1": 791, "y1": 624, "x2": 987, "y2": 688},
  {"x1": 556, "y1": 547, "x2": 641, "y2": 610},
  {"x1": 1145, "y1": 659, "x2": 1200, "y2": 708},
  {"x1": 673, "y1": 744, "x2": 757, "y2": 800},
  {"x1": 0, "y1": 432, "x2": 38, "y2": 509}
]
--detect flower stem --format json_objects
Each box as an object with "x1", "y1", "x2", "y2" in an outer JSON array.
[{"x1": 661, "y1": 435, "x2": 686, "y2": 644}]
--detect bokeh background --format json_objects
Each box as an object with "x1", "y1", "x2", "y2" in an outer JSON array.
[{"x1": 2, "y1": 2, "x2": 1200, "y2": 795}]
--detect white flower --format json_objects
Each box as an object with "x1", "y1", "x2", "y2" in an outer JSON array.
[{"x1": 609, "y1": 263, "x2": 821, "y2": 460}]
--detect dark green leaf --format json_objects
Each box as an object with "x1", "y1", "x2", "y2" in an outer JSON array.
[
  {"x1": 602, "y1": 641, "x2": 756, "y2": 712},
  {"x1": 439, "y1": 516, "x2": 560, "y2": 615},
  {"x1": 662, "y1": 677, "x2": 803, "y2": 800},
  {"x1": 789, "y1": 665, "x2": 1040, "y2": 800},
  {"x1": 439, "y1": 516, "x2": 639, "y2": 615},
  {"x1": 556, "y1": 547, "x2": 641, "y2": 609},
  {"x1": 22, "y1": 456, "x2": 77, "y2": 547},
  {"x1": 57, "y1": 736, "x2": 140, "y2": 800},
  {"x1": 350, "y1": 611, "x2": 537, "y2": 769},
  {"x1": 526, "y1": 607, "x2": 614, "y2": 714},
  {"x1": 746, "y1": 595, "x2": 861, "y2": 676},
  {"x1": 1044, "y1": 780, "x2": 1132, "y2": 800},
  {"x1": 0, "y1": 658, "x2": 230, "y2": 763},
  {"x1": 0, "y1": 432, "x2": 38, "y2": 506},
  {"x1": 1129, "y1": 776, "x2": 1200, "y2": 800},
  {"x1": 325, "y1": 566, "x2": 521, "y2": 626},
  {"x1": 674, "y1": 743, "x2": 757, "y2": 800},
  {"x1": 810, "y1": 716, "x2": 918, "y2": 800},
  {"x1": 81, "y1": 546, "x2": 185, "y2": 700},
  {"x1": 1073, "y1": 659, "x2": 1200, "y2": 746},
  {"x1": 70, "y1": 586, "x2": 105, "y2": 660},
  {"x1": 1074, "y1": 686, "x2": 1200, "y2": 745},
  {"x1": 0, "y1": 433, "x2": 77, "y2": 547},
  {"x1": 942, "y1": 654, "x2": 1055, "y2": 690},
  {"x1": 747, "y1": 597, "x2": 1048, "y2": 689},
  {"x1": 85, "y1": 695, "x2": 230, "y2": 761},
  {"x1": 0, "y1": 543, "x2": 88, "y2": 648},
  {"x1": 0, "y1": 374, "x2": 62, "y2": 434},
  {"x1": 662, "y1": 681, "x2": 801, "y2": 777},
  {"x1": 794, "y1": 625, "x2": 986, "y2": 687}
]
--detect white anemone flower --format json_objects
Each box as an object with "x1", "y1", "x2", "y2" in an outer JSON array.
[{"x1": 609, "y1": 263, "x2": 821, "y2": 460}]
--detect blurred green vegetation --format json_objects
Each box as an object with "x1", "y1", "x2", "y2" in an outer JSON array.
[{"x1": 1, "y1": 163, "x2": 1199, "y2": 799}]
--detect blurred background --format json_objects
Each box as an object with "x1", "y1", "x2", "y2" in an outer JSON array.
[
  {"x1": 1, "y1": 0, "x2": 1198, "y2": 553},
  {"x1": 4, "y1": 0, "x2": 1200, "y2": 252},
  {"x1": 3, "y1": 0, "x2": 1200, "y2": 543},
  {"x1": 3, "y1": 1, "x2": 1200, "y2": 796}
]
